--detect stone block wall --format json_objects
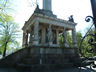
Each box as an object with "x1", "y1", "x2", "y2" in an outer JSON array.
[
  {"x1": 29, "y1": 46, "x2": 77, "y2": 57},
  {"x1": 0, "y1": 47, "x2": 29, "y2": 67},
  {"x1": 28, "y1": 46, "x2": 78, "y2": 65},
  {"x1": 0, "y1": 46, "x2": 78, "y2": 67}
]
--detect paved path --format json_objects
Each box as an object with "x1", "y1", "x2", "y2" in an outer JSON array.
[{"x1": 0, "y1": 67, "x2": 96, "y2": 72}]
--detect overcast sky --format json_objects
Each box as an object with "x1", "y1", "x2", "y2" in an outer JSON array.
[{"x1": 10, "y1": 0, "x2": 93, "y2": 34}]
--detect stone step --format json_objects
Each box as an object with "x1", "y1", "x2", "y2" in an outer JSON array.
[
  {"x1": 21, "y1": 57, "x2": 70, "y2": 65},
  {"x1": 16, "y1": 63, "x2": 74, "y2": 72},
  {"x1": 21, "y1": 58, "x2": 40, "y2": 65},
  {"x1": 26, "y1": 54, "x2": 68, "y2": 59}
]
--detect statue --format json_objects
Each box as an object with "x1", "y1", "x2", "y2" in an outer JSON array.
[
  {"x1": 48, "y1": 25, "x2": 53, "y2": 43},
  {"x1": 68, "y1": 15, "x2": 74, "y2": 22}
]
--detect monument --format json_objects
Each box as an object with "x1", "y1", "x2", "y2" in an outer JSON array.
[
  {"x1": 0, "y1": 0, "x2": 79, "y2": 71},
  {"x1": 22, "y1": 0, "x2": 77, "y2": 48},
  {"x1": 21, "y1": 0, "x2": 78, "y2": 67}
]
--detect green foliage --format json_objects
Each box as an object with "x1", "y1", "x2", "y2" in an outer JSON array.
[
  {"x1": 0, "y1": 0, "x2": 21, "y2": 57},
  {"x1": 59, "y1": 29, "x2": 95, "y2": 57},
  {"x1": 59, "y1": 32, "x2": 72, "y2": 48},
  {"x1": 0, "y1": 20, "x2": 20, "y2": 57},
  {"x1": 0, "y1": 0, "x2": 10, "y2": 11},
  {"x1": 80, "y1": 28, "x2": 96, "y2": 57},
  {"x1": 76, "y1": 32, "x2": 82, "y2": 53},
  {"x1": 0, "y1": 13, "x2": 13, "y2": 24},
  {"x1": 67, "y1": 32, "x2": 72, "y2": 47},
  {"x1": 59, "y1": 34, "x2": 64, "y2": 47}
]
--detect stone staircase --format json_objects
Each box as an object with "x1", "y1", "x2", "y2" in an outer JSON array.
[
  {"x1": 0, "y1": 46, "x2": 80, "y2": 72},
  {"x1": 16, "y1": 54, "x2": 74, "y2": 72}
]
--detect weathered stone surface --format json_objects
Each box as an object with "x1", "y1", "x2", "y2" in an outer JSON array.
[
  {"x1": 0, "y1": 47, "x2": 29, "y2": 67},
  {"x1": 0, "y1": 46, "x2": 80, "y2": 72}
]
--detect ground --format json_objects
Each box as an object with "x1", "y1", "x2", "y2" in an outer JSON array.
[{"x1": 0, "y1": 66, "x2": 96, "y2": 72}]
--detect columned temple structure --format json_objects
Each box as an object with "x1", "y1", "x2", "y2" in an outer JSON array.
[
  {"x1": 22, "y1": 1, "x2": 77, "y2": 48},
  {"x1": 21, "y1": 0, "x2": 79, "y2": 66}
]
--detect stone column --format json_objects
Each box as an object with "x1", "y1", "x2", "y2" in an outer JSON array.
[
  {"x1": 22, "y1": 31, "x2": 26, "y2": 48},
  {"x1": 25, "y1": 31, "x2": 28, "y2": 47},
  {"x1": 33, "y1": 21, "x2": 39, "y2": 45},
  {"x1": 48, "y1": 24, "x2": 53, "y2": 46},
  {"x1": 43, "y1": 0, "x2": 52, "y2": 11},
  {"x1": 29, "y1": 30, "x2": 33, "y2": 46},
  {"x1": 29, "y1": 31, "x2": 32, "y2": 43},
  {"x1": 56, "y1": 30, "x2": 59, "y2": 45},
  {"x1": 72, "y1": 28, "x2": 77, "y2": 48},
  {"x1": 41, "y1": 28, "x2": 46, "y2": 44},
  {"x1": 63, "y1": 28, "x2": 69, "y2": 47}
]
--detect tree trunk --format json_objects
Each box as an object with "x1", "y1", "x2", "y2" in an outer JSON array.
[{"x1": 3, "y1": 42, "x2": 7, "y2": 57}]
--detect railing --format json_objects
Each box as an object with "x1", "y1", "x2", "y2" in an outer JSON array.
[{"x1": 79, "y1": 16, "x2": 96, "y2": 72}]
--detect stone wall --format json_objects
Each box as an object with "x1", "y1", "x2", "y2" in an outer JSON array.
[
  {"x1": 26, "y1": 46, "x2": 78, "y2": 65},
  {"x1": 0, "y1": 47, "x2": 29, "y2": 67},
  {"x1": 0, "y1": 46, "x2": 78, "y2": 67},
  {"x1": 29, "y1": 46, "x2": 77, "y2": 57}
]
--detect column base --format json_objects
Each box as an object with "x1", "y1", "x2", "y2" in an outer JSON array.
[
  {"x1": 48, "y1": 42, "x2": 53, "y2": 46},
  {"x1": 73, "y1": 42, "x2": 77, "y2": 48},
  {"x1": 73, "y1": 44, "x2": 77, "y2": 48},
  {"x1": 28, "y1": 42, "x2": 33, "y2": 46},
  {"x1": 33, "y1": 41, "x2": 39, "y2": 46},
  {"x1": 63, "y1": 43, "x2": 69, "y2": 48},
  {"x1": 25, "y1": 44, "x2": 28, "y2": 48}
]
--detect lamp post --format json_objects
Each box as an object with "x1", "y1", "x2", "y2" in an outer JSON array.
[{"x1": 90, "y1": 0, "x2": 96, "y2": 52}]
